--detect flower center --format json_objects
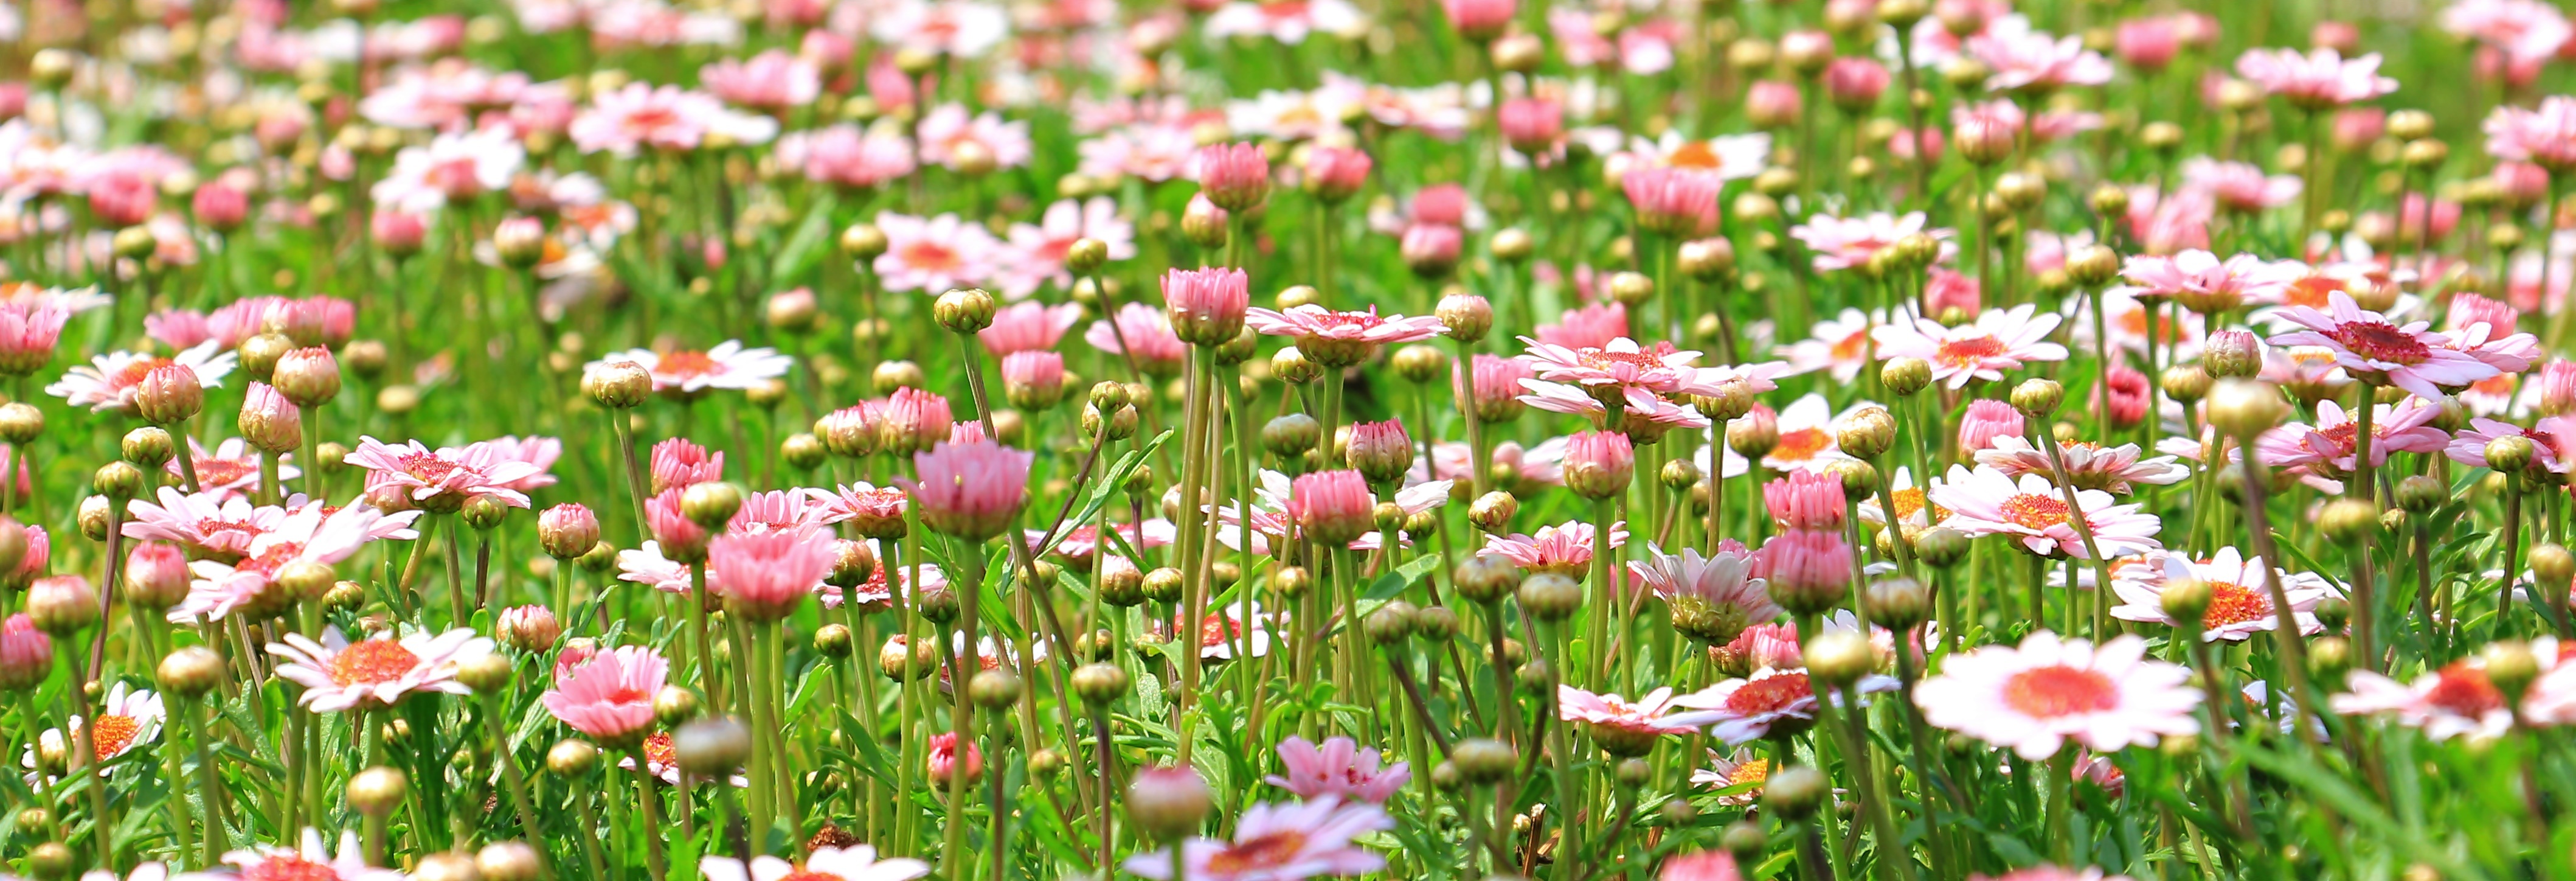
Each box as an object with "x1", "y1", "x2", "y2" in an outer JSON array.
[
  {"x1": 328, "y1": 640, "x2": 420, "y2": 686},
  {"x1": 1934, "y1": 335, "x2": 2009, "y2": 366},
  {"x1": 243, "y1": 855, "x2": 343, "y2": 881},
  {"x1": 2001, "y1": 665, "x2": 2121, "y2": 717},
  {"x1": 1578, "y1": 349, "x2": 1670, "y2": 373},
  {"x1": 241, "y1": 541, "x2": 308, "y2": 577},
  {"x1": 657, "y1": 350, "x2": 719, "y2": 379},
  {"x1": 1829, "y1": 329, "x2": 1871, "y2": 361},
  {"x1": 643, "y1": 730, "x2": 676, "y2": 767},
  {"x1": 1723, "y1": 672, "x2": 1813, "y2": 715},
  {"x1": 899, "y1": 240, "x2": 960, "y2": 272},
  {"x1": 1771, "y1": 428, "x2": 1831, "y2": 462},
  {"x1": 2201, "y1": 580, "x2": 2272, "y2": 628},
  {"x1": 89, "y1": 714, "x2": 139, "y2": 760},
  {"x1": 2285, "y1": 276, "x2": 2341, "y2": 308},
  {"x1": 1206, "y1": 831, "x2": 1311, "y2": 874},
  {"x1": 1727, "y1": 757, "x2": 1771, "y2": 788},
  {"x1": 398, "y1": 451, "x2": 460, "y2": 485},
  {"x1": 194, "y1": 458, "x2": 254, "y2": 488},
  {"x1": 780, "y1": 871, "x2": 846, "y2": 881},
  {"x1": 1668, "y1": 141, "x2": 1722, "y2": 169},
  {"x1": 2327, "y1": 321, "x2": 2433, "y2": 365},
  {"x1": 2425, "y1": 663, "x2": 2505, "y2": 717},
  {"x1": 2000, "y1": 493, "x2": 2072, "y2": 531},
  {"x1": 113, "y1": 357, "x2": 175, "y2": 389}
]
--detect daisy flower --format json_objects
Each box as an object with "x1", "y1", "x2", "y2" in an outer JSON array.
[
  {"x1": 369, "y1": 127, "x2": 525, "y2": 214},
  {"x1": 699, "y1": 848, "x2": 929, "y2": 881},
  {"x1": 1202, "y1": 0, "x2": 1366, "y2": 44},
  {"x1": 1627, "y1": 541, "x2": 1780, "y2": 644},
  {"x1": 1244, "y1": 304, "x2": 1446, "y2": 364},
  {"x1": 1869, "y1": 304, "x2": 2069, "y2": 389},
  {"x1": 1559, "y1": 685, "x2": 1724, "y2": 754},
  {"x1": 223, "y1": 829, "x2": 407, "y2": 881},
  {"x1": 345, "y1": 437, "x2": 550, "y2": 508},
  {"x1": 590, "y1": 341, "x2": 792, "y2": 394},
  {"x1": 1929, "y1": 464, "x2": 2164, "y2": 559},
  {"x1": 2233, "y1": 47, "x2": 2398, "y2": 108},
  {"x1": 1787, "y1": 211, "x2": 1952, "y2": 273},
  {"x1": 267, "y1": 625, "x2": 494, "y2": 712},
  {"x1": 1124, "y1": 796, "x2": 1390, "y2": 881},
  {"x1": 1914, "y1": 632, "x2": 2200, "y2": 759},
  {"x1": 1479, "y1": 520, "x2": 1627, "y2": 578},
  {"x1": 570, "y1": 83, "x2": 776, "y2": 156},
  {"x1": 995, "y1": 197, "x2": 1134, "y2": 299},
  {"x1": 2109, "y1": 548, "x2": 2340, "y2": 641},
  {"x1": 699, "y1": 49, "x2": 822, "y2": 111},
  {"x1": 1689, "y1": 748, "x2": 1775, "y2": 805},
  {"x1": 871, "y1": 212, "x2": 1002, "y2": 294},
  {"x1": 624, "y1": 730, "x2": 752, "y2": 787},
  {"x1": 47, "y1": 342, "x2": 236, "y2": 413},
  {"x1": 174, "y1": 502, "x2": 423, "y2": 624},
  {"x1": 2178, "y1": 158, "x2": 2301, "y2": 214},
  {"x1": 1028, "y1": 520, "x2": 1175, "y2": 569},
  {"x1": 1162, "y1": 599, "x2": 1283, "y2": 661},
  {"x1": 1965, "y1": 16, "x2": 2113, "y2": 92},
  {"x1": 1085, "y1": 302, "x2": 1189, "y2": 376},
  {"x1": 2333, "y1": 658, "x2": 2527, "y2": 741},
  {"x1": 168, "y1": 437, "x2": 293, "y2": 499},
  {"x1": 1677, "y1": 668, "x2": 1838, "y2": 745},
  {"x1": 1265, "y1": 736, "x2": 1409, "y2": 803},
  {"x1": 867, "y1": 0, "x2": 1010, "y2": 57},
  {"x1": 121, "y1": 486, "x2": 288, "y2": 557},
  {"x1": 21, "y1": 682, "x2": 161, "y2": 781},
  {"x1": 2254, "y1": 397, "x2": 2451, "y2": 491},
  {"x1": 1517, "y1": 336, "x2": 1712, "y2": 395},
  {"x1": 2447, "y1": 415, "x2": 2576, "y2": 473},
  {"x1": 1515, "y1": 380, "x2": 1711, "y2": 435},
  {"x1": 1778, "y1": 308, "x2": 1880, "y2": 382},
  {"x1": 1973, "y1": 437, "x2": 2189, "y2": 494},
  {"x1": 916, "y1": 103, "x2": 1033, "y2": 172},
  {"x1": 1762, "y1": 393, "x2": 1875, "y2": 473}
]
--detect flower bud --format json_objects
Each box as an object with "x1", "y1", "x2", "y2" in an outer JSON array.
[
  {"x1": 1126, "y1": 765, "x2": 1214, "y2": 840},
  {"x1": 840, "y1": 223, "x2": 888, "y2": 259},
  {"x1": 681, "y1": 481, "x2": 745, "y2": 529},
  {"x1": 675, "y1": 717, "x2": 752, "y2": 777},
  {"x1": 1065, "y1": 238, "x2": 1110, "y2": 274},
  {"x1": 1467, "y1": 491, "x2": 1518, "y2": 535},
  {"x1": 1863, "y1": 578, "x2": 1931, "y2": 631},
  {"x1": 1072, "y1": 662, "x2": 1130, "y2": 703},
  {"x1": 155, "y1": 645, "x2": 224, "y2": 698},
  {"x1": 1607, "y1": 271, "x2": 1655, "y2": 306},
  {"x1": 547, "y1": 739, "x2": 600, "y2": 777},
  {"x1": 1437, "y1": 293, "x2": 1494, "y2": 343},
  {"x1": 494, "y1": 217, "x2": 547, "y2": 268},
  {"x1": 2395, "y1": 475, "x2": 2447, "y2": 513},
  {"x1": 2485, "y1": 640, "x2": 2542, "y2": 700},
  {"x1": 2487, "y1": 436, "x2": 2538, "y2": 474},
  {"x1": 1804, "y1": 630, "x2": 1877, "y2": 688},
  {"x1": 94, "y1": 461, "x2": 144, "y2": 500},
  {"x1": 934, "y1": 288, "x2": 998, "y2": 335},
  {"x1": 2066, "y1": 245, "x2": 2121, "y2": 287},
  {"x1": 122, "y1": 427, "x2": 175, "y2": 471},
  {"x1": 2159, "y1": 577, "x2": 2212, "y2": 625},
  {"x1": 272, "y1": 347, "x2": 341, "y2": 407},
  {"x1": 136, "y1": 365, "x2": 204, "y2": 425},
  {"x1": 498, "y1": 605, "x2": 561, "y2": 652},
  {"x1": 238, "y1": 333, "x2": 293, "y2": 383},
  {"x1": 348, "y1": 767, "x2": 409, "y2": 817},
  {"x1": 1181, "y1": 195, "x2": 1230, "y2": 249},
  {"x1": 1262, "y1": 414, "x2": 1321, "y2": 459},
  {"x1": 2203, "y1": 330, "x2": 2262, "y2": 377},
  {"x1": 1880, "y1": 358, "x2": 1931, "y2": 397},
  {"x1": 2319, "y1": 498, "x2": 2381, "y2": 545},
  {"x1": 1835, "y1": 406, "x2": 1898, "y2": 459},
  {"x1": 585, "y1": 361, "x2": 653, "y2": 408},
  {"x1": 2533, "y1": 544, "x2": 2576, "y2": 588},
  {"x1": 477, "y1": 843, "x2": 542, "y2": 881},
  {"x1": 2010, "y1": 378, "x2": 2063, "y2": 419},
  {"x1": 539, "y1": 504, "x2": 601, "y2": 560},
  {"x1": 27, "y1": 576, "x2": 97, "y2": 636},
  {"x1": 1517, "y1": 573, "x2": 1582, "y2": 621},
  {"x1": 1450, "y1": 737, "x2": 1515, "y2": 784},
  {"x1": 2208, "y1": 378, "x2": 2289, "y2": 438},
  {"x1": 2160, "y1": 364, "x2": 2212, "y2": 403},
  {"x1": 1763, "y1": 765, "x2": 1830, "y2": 819}
]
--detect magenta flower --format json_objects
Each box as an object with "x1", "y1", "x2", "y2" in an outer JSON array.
[
  {"x1": 2268, "y1": 290, "x2": 2513, "y2": 400},
  {"x1": 650, "y1": 438, "x2": 725, "y2": 494},
  {"x1": 978, "y1": 302, "x2": 1084, "y2": 357},
  {"x1": 1162, "y1": 267, "x2": 1251, "y2": 346},
  {"x1": 709, "y1": 531, "x2": 837, "y2": 619},
  {"x1": 1265, "y1": 736, "x2": 1410, "y2": 803},
  {"x1": 1480, "y1": 520, "x2": 1628, "y2": 578},
  {"x1": 345, "y1": 436, "x2": 550, "y2": 508},
  {"x1": 1966, "y1": 18, "x2": 2113, "y2": 92},
  {"x1": 541, "y1": 646, "x2": 667, "y2": 745}
]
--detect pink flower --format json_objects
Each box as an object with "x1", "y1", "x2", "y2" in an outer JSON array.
[
  {"x1": 1756, "y1": 529, "x2": 1851, "y2": 597},
  {"x1": 1245, "y1": 305, "x2": 1446, "y2": 364},
  {"x1": 700, "y1": 49, "x2": 820, "y2": 111},
  {"x1": 570, "y1": 83, "x2": 775, "y2": 155},
  {"x1": 1162, "y1": 267, "x2": 1251, "y2": 346},
  {"x1": 1086, "y1": 302, "x2": 1189, "y2": 376},
  {"x1": 223, "y1": 830, "x2": 406, "y2": 881},
  {"x1": 1959, "y1": 399, "x2": 2026, "y2": 451},
  {"x1": 173, "y1": 502, "x2": 421, "y2": 623},
  {"x1": 708, "y1": 531, "x2": 836, "y2": 619},
  {"x1": 590, "y1": 341, "x2": 792, "y2": 395},
  {"x1": 2114, "y1": 249, "x2": 2304, "y2": 315},
  {"x1": 649, "y1": 438, "x2": 724, "y2": 493},
  {"x1": 1628, "y1": 541, "x2": 1779, "y2": 643},
  {"x1": 1480, "y1": 520, "x2": 1627, "y2": 577},
  {"x1": 871, "y1": 212, "x2": 1001, "y2": 294},
  {"x1": 997, "y1": 197, "x2": 1135, "y2": 298},
  {"x1": 0, "y1": 300, "x2": 66, "y2": 376},
  {"x1": 1518, "y1": 336, "x2": 1712, "y2": 395},
  {"x1": 2233, "y1": 47, "x2": 2398, "y2": 108},
  {"x1": 1869, "y1": 304, "x2": 2069, "y2": 389},
  {"x1": 1930, "y1": 465, "x2": 2164, "y2": 559},
  {"x1": 1764, "y1": 470, "x2": 1846, "y2": 531},
  {"x1": 1677, "y1": 667, "x2": 1858, "y2": 745},
  {"x1": 1621, "y1": 167, "x2": 1722, "y2": 235},
  {"x1": 895, "y1": 439, "x2": 1033, "y2": 541},
  {"x1": 1265, "y1": 736, "x2": 1410, "y2": 803},
  {"x1": 1288, "y1": 470, "x2": 1378, "y2": 546},
  {"x1": 47, "y1": 343, "x2": 237, "y2": 414},
  {"x1": 2446, "y1": 415, "x2": 2576, "y2": 473},
  {"x1": 979, "y1": 302, "x2": 1084, "y2": 356},
  {"x1": 783, "y1": 125, "x2": 917, "y2": 189},
  {"x1": 1534, "y1": 302, "x2": 1629, "y2": 350},
  {"x1": 1470, "y1": 355, "x2": 1534, "y2": 423},
  {"x1": 2442, "y1": 0, "x2": 2572, "y2": 68},
  {"x1": 1976, "y1": 437, "x2": 2189, "y2": 494},
  {"x1": 1788, "y1": 212, "x2": 1951, "y2": 273},
  {"x1": 268, "y1": 626, "x2": 493, "y2": 712},
  {"x1": 1822, "y1": 57, "x2": 1891, "y2": 110},
  {"x1": 2268, "y1": 290, "x2": 2513, "y2": 400},
  {"x1": 121, "y1": 486, "x2": 289, "y2": 556},
  {"x1": 1922, "y1": 268, "x2": 1981, "y2": 317},
  {"x1": 2256, "y1": 398, "x2": 2450, "y2": 487},
  {"x1": 2483, "y1": 96, "x2": 2576, "y2": 170},
  {"x1": 1301, "y1": 147, "x2": 1373, "y2": 203},
  {"x1": 1194, "y1": 142, "x2": 1270, "y2": 211},
  {"x1": 1498, "y1": 99, "x2": 1564, "y2": 155},
  {"x1": 1441, "y1": 0, "x2": 1514, "y2": 40},
  {"x1": 917, "y1": 103, "x2": 1034, "y2": 172},
  {"x1": 345, "y1": 437, "x2": 549, "y2": 508},
  {"x1": 927, "y1": 731, "x2": 983, "y2": 787},
  {"x1": 2333, "y1": 658, "x2": 2524, "y2": 740},
  {"x1": 1560, "y1": 685, "x2": 1724, "y2": 753},
  {"x1": 2115, "y1": 16, "x2": 2183, "y2": 70},
  {"x1": 1122, "y1": 797, "x2": 1391, "y2": 881},
  {"x1": 1917, "y1": 632, "x2": 2199, "y2": 759},
  {"x1": 1661, "y1": 851, "x2": 1746, "y2": 881},
  {"x1": 2180, "y1": 158, "x2": 2302, "y2": 213},
  {"x1": 1968, "y1": 18, "x2": 2114, "y2": 92},
  {"x1": 0, "y1": 614, "x2": 50, "y2": 689},
  {"x1": 540, "y1": 646, "x2": 666, "y2": 743},
  {"x1": 2110, "y1": 548, "x2": 2340, "y2": 641}
]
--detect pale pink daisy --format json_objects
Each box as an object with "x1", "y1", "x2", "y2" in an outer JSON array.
[
  {"x1": 344, "y1": 436, "x2": 550, "y2": 508},
  {"x1": 978, "y1": 302, "x2": 1084, "y2": 356},
  {"x1": 2254, "y1": 397, "x2": 2450, "y2": 491},
  {"x1": 120, "y1": 486, "x2": 289, "y2": 557},
  {"x1": 1966, "y1": 16, "x2": 2113, "y2": 92},
  {"x1": 1871, "y1": 304, "x2": 2068, "y2": 389},
  {"x1": 995, "y1": 197, "x2": 1135, "y2": 298},
  {"x1": 916, "y1": 103, "x2": 1033, "y2": 172},
  {"x1": 1915, "y1": 632, "x2": 2200, "y2": 759},
  {"x1": 778, "y1": 125, "x2": 918, "y2": 190},
  {"x1": 541, "y1": 645, "x2": 666, "y2": 743},
  {"x1": 871, "y1": 212, "x2": 1002, "y2": 294},
  {"x1": 46, "y1": 343, "x2": 237, "y2": 413},
  {"x1": 1930, "y1": 464, "x2": 2164, "y2": 559},
  {"x1": 1559, "y1": 685, "x2": 1725, "y2": 753},
  {"x1": 867, "y1": 0, "x2": 1010, "y2": 57},
  {"x1": 1688, "y1": 748, "x2": 1776, "y2": 806},
  {"x1": 1123, "y1": 796, "x2": 1390, "y2": 881},
  {"x1": 2267, "y1": 291, "x2": 2504, "y2": 401},
  {"x1": 591, "y1": 341, "x2": 792, "y2": 394},
  {"x1": 2178, "y1": 158, "x2": 2301, "y2": 214},
  {"x1": 698, "y1": 848, "x2": 929, "y2": 881},
  {"x1": 1084, "y1": 302, "x2": 1189, "y2": 376},
  {"x1": 1265, "y1": 736, "x2": 1409, "y2": 803},
  {"x1": 1202, "y1": 0, "x2": 1365, "y2": 44},
  {"x1": 1028, "y1": 520, "x2": 1175, "y2": 569},
  {"x1": 1515, "y1": 380, "x2": 1711, "y2": 434},
  {"x1": 1627, "y1": 541, "x2": 1779, "y2": 641},
  {"x1": 2443, "y1": 0, "x2": 2574, "y2": 69},
  {"x1": 1517, "y1": 336, "x2": 1712, "y2": 395},
  {"x1": 2232, "y1": 47, "x2": 2399, "y2": 108},
  {"x1": 369, "y1": 127, "x2": 525, "y2": 214},
  {"x1": 1788, "y1": 212, "x2": 1953, "y2": 273},
  {"x1": 167, "y1": 437, "x2": 293, "y2": 500},
  {"x1": 1244, "y1": 304, "x2": 1447, "y2": 360},
  {"x1": 1973, "y1": 437, "x2": 2189, "y2": 494},
  {"x1": 2483, "y1": 96, "x2": 2576, "y2": 169},
  {"x1": 268, "y1": 625, "x2": 493, "y2": 712},
  {"x1": 23, "y1": 682, "x2": 162, "y2": 779},
  {"x1": 1478, "y1": 520, "x2": 1627, "y2": 578},
  {"x1": 699, "y1": 49, "x2": 821, "y2": 111},
  {"x1": 2110, "y1": 548, "x2": 2340, "y2": 641},
  {"x1": 1778, "y1": 308, "x2": 1880, "y2": 382},
  {"x1": 222, "y1": 829, "x2": 406, "y2": 881},
  {"x1": 2333, "y1": 658, "x2": 2525, "y2": 741},
  {"x1": 2112, "y1": 249, "x2": 2305, "y2": 316},
  {"x1": 1763, "y1": 394, "x2": 1863, "y2": 473},
  {"x1": 570, "y1": 83, "x2": 777, "y2": 156},
  {"x1": 1677, "y1": 666, "x2": 1897, "y2": 745},
  {"x1": 614, "y1": 542, "x2": 694, "y2": 594},
  {"x1": 2446, "y1": 415, "x2": 2576, "y2": 473},
  {"x1": 176, "y1": 503, "x2": 424, "y2": 624},
  {"x1": 1535, "y1": 302, "x2": 1630, "y2": 350}
]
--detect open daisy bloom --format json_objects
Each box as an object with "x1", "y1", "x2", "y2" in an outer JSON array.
[
  {"x1": 1559, "y1": 685, "x2": 1725, "y2": 755},
  {"x1": 1973, "y1": 437, "x2": 2189, "y2": 494},
  {"x1": 223, "y1": 829, "x2": 407, "y2": 881},
  {"x1": 267, "y1": 626, "x2": 494, "y2": 712},
  {"x1": 2266, "y1": 290, "x2": 2516, "y2": 401},
  {"x1": 47, "y1": 342, "x2": 237, "y2": 414},
  {"x1": 23, "y1": 683, "x2": 161, "y2": 782},
  {"x1": 699, "y1": 847, "x2": 930, "y2": 881},
  {"x1": 1869, "y1": 304, "x2": 2068, "y2": 389},
  {"x1": 1265, "y1": 736, "x2": 1410, "y2": 803},
  {"x1": 591, "y1": 341, "x2": 793, "y2": 396},
  {"x1": 2334, "y1": 639, "x2": 2570, "y2": 742},
  {"x1": 1121, "y1": 796, "x2": 1393, "y2": 881},
  {"x1": 2108, "y1": 548, "x2": 2341, "y2": 641},
  {"x1": 1916, "y1": 632, "x2": 2200, "y2": 759},
  {"x1": 1929, "y1": 465, "x2": 2163, "y2": 559}
]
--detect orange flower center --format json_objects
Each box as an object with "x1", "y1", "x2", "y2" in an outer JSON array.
[
  {"x1": 1723, "y1": 672, "x2": 1813, "y2": 714},
  {"x1": 195, "y1": 458, "x2": 254, "y2": 487},
  {"x1": 1206, "y1": 831, "x2": 1310, "y2": 874},
  {"x1": 2424, "y1": 663, "x2": 2505, "y2": 717},
  {"x1": 780, "y1": 871, "x2": 845, "y2": 881},
  {"x1": 89, "y1": 714, "x2": 139, "y2": 760},
  {"x1": 1771, "y1": 428, "x2": 1830, "y2": 462},
  {"x1": 899, "y1": 240, "x2": 961, "y2": 273},
  {"x1": 113, "y1": 357, "x2": 176, "y2": 389},
  {"x1": 1727, "y1": 757, "x2": 1772, "y2": 788},
  {"x1": 657, "y1": 350, "x2": 719, "y2": 379},
  {"x1": 243, "y1": 855, "x2": 342, "y2": 881},
  {"x1": 2001, "y1": 665, "x2": 2119, "y2": 717},
  {"x1": 328, "y1": 640, "x2": 420, "y2": 687},
  {"x1": 1828, "y1": 329, "x2": 1870, "y2": 361},
  {"x1": 643, "y1": 730, "x2": 677, "y2": 767},
  {"x1": 1934, "y1": 335, "x2": 2008, "y2": 366},
  {"x1": 2000, "y1": 493, "x2": 2072, "y2": 531},
  {"x1": 2202, "y1": 580, "x2": 2272, "y2": 627},
  {"x1": 1578, "y1": 349, "x2": 1669, "y2": 372},
  {"x1": 398, "y1": 451, "x2": 460, "y2": 484},
  {"x1": 1667, "y1": 141, "x2": 1722, "y2": 169}
]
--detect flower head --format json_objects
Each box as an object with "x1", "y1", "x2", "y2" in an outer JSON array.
[
  {"x1": 268, "y1": 625, "x2": 494, "y2": 712},
  {"x1": 541, "y1": 646, "x2": 667, "y2": 745},
  {"x1": 1916, "y1": 632, "x2": 2200, "y2": 759}
]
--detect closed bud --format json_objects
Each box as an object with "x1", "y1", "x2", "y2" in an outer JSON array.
[
  {"x1": 1880, "y1": 358, "x2": 1931, "y2": 397},
  {"x1": 585, "y1": 361, "x2": 653, "y2": 408},
  {"x1": 840, "y1": 224, "x2": 888, "y2": 259},
  {"x1": 93, "y1": 461, "x2": 144, "y2": 500},
  {"x1": 456, "y1": 653, "x2": 511, "y2": 693},
  {"x1": 2159, "y1": 364, "x2": 2212, "y2": 403},
  {"x1": 272, "y1": 347, "x2": 341, "y2": 407},
  {"x1": 156, "y1": 646, "x2": 226, "y2": 698},
  {"x1": 2319, "y1": 498, "x2": 2380, "y2": 544},
  {"x1": 2159, "y1": 578, "x2": 2212, "y2": 625},
  {"x1": 1065, "y1": 238, "x2": 1110, "y2": 274},
  {"x1": 1863, "y1": 578, "x2": 1930, "y2": 630},
  {"x1": 1913, "y1": 526, "x2": 1970, "y2": 568},
  {"x1": 1660, "y1": 458, "x2": 1702, "y2": 491},
  {"x1": 2203, "y1": 330, "x2": 2263, "y2": 377},
  {"x1": 2010, "y1": 378, "x2": 2063, "y2": 419},
  {"x1": 122, "y1": 427, "x2": 175, "y2": 470},
  {"x1": 1072, "y1": 662, "x2": 1130, "y2": 703},
  {"x1": 2066, "y1": 245, "x2": 2120, "y2": 287},
  {"x1": 27, "y1": 576, "x2": 97, "y2": 635},
  {"x1": 2485, "y1": 640, "x2": 2541, "y2": 700},
  {"x1": 674, "y1": 717, "x2": 753, "y2": 776},
  {"x1": 2532, "y1": 543, "x2": 2576, "y2": 587},
  {"x1": 2088, "y1": 183, "x2": 2130, "y2": 216},
  {"x1": 1270, "y1": 565, "x2": 1312, "y2": 600},
  {"x1": 2487, "y1": 435, "x2": 2538, "y2": 473},
  {"x1": 2309, "y1": 635, "x2": 2356, "y2": 685},
  {"x1": 934, "y1": 288, "x2": 999, "y2": 334},
  {"x1": 1804, "y1": 630, "x2": 1877, "y2": 688},
  {"x1": 1607, "y1": 271, "x2": 1654, "y2": 306},
  {"x1": 136, "y1": 366, "x2": 204, "y2": 425},
  {"x1": 1262, "y1": 414, "x2": 1321, "y2": 459},
  {"x1": 1467, "y1": 491, "x2": 1518, "y2": 535},
  {"x1": 1764, "y1": 765, "x2": 1830, "y2": 819},
  {"x1": 1518, "y1": 573, "x2": 1582, "y2": 621},
  {"x1": 1364, "y1": 601, "x2": 1418, "y2": 644},
  {"x1": 1835, "y1": 406, "x2": 1898, "y2": 459},
  {"x1": 1450, "y1": 737, "x2": 1515, "y2": 784},
  {"x1": 681, "y1": 481, "x2": 744, "y2": 529},
  {"x1": 2207, "y1": 378, "x2": 2289, "y2": 438},
  {"x1": 348, "y1": 766, "x2": 409, "y2": 816},
  {"x1": 477, "y1": 843, "x2": 542, "y2": 881},
  {"x1": 1126, "y1": 765, "x2": 1214, "y2": 840},
  {"x1": 1143, "y1": 567, "x2": 1186, "y2": 604}
]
